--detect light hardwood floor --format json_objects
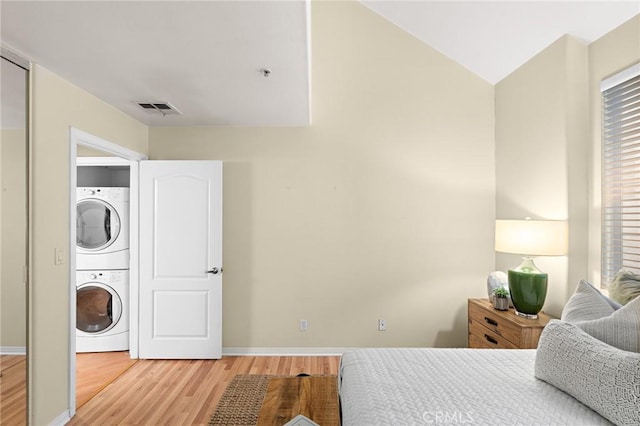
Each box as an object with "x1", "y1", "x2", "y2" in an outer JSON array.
[
  {"x1": 0, "y1": 352, "x2": 139, "y2": 425},
  {"x1": 76, "y1": 351, "x2": 138, "y2": 408},
  {"x1": 0, "y1": 355, "x2": 27, "y2": 426},
  {"x1": 70, "y1": 355, "x2": 340, "y2": 425}
]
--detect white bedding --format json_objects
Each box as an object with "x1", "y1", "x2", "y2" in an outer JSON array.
[{"x1": 338, "y1": 348, "x2": 611, "y2": 425}]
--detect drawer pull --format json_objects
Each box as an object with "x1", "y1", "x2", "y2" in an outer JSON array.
[
  {"x1": 484, "y1": 334, "x2": 498, "y2": 345},
  {"x1": 484, "y1": 316, "x2": 498, "y2": 327}
]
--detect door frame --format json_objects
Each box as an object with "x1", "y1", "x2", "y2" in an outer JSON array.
[{"x1": 68, "y1": 128, "x2": 147, "y2": 417}]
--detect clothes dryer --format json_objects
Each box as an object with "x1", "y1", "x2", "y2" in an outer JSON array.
[
  {"x1": 77, "y1": 187, "x2": 129, "y2": 270},
  {"x1": 76, "y1": 270, "x2": 129, "y2": 353}
]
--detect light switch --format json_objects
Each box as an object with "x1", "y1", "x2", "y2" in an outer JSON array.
[{"x1": 55, "y1": 248, "x2": 65, "y2": 265}]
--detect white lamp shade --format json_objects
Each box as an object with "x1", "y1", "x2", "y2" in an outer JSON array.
[{"x1": 495, "y1": 219, "x2": 568, "y2": 256}]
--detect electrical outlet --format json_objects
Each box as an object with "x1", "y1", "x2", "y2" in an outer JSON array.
[
  {"x1": 378, "y1": 319, "x2": 386, "y2": 331},
  {"x1": 299, "y1": 319, "x2": 308, "y2": 331}
]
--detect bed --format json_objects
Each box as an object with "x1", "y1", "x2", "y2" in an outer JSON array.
[
  {"x1": 338, "y1": 347, "x2": 612, "y2": 425},
  {"x1": 338, "y1": 280, "x2": 640, "y2": 426}
]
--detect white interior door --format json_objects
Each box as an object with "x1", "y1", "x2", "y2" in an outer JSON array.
[{"x1": 139, "y1": 160, "x2": 222, "y2": 359}]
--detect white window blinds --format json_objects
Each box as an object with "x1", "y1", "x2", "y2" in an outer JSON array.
[{"x1": 601, "y1": 65, "x2": 640, "y2": 287}]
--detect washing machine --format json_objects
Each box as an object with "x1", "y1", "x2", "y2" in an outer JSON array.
[
  {"x1": 76, "y1": 187, "x2": 129, "y2": 270},
  {"x1": 76, "y1": 270, "x2": 129, "y2": 353}
]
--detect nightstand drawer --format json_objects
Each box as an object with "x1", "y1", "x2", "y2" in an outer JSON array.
[
  {"x1": 469, "y1": 320, "x2": 518, "y2": 349},
  {"x1": 467, "y1": 299, "x2": 552, "y2": 349},
  {"x1": 469, "y1": 300, "x2": 523, "y2": 347}
]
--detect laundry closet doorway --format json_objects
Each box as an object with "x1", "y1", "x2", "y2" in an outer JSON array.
[
  {"x1": 68, "y1": 128, "x2": 223, "y2": 416},
  {"x1": 69, "y1": 129, "x2": 144, "y2": 417},
  {"x1": 75, "y1": 159, "x2": 133, "y2": 358}
]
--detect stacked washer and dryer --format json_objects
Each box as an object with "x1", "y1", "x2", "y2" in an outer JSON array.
[{"x1": 76, "y1": 187, "x2": 130, "y2": 353}]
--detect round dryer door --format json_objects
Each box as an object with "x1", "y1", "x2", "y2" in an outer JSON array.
[
  {"x1": 76, "y1": 284, "x2": 122, "y2": 334},
  {"x1": 76, "y1": 199, "x2": 121, "y2": 251}
]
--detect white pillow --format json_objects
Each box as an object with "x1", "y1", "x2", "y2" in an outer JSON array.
[
  {"x1": 574, "y1": 295, "x2": 640, "y2": 353},
  {"x1": 535, "y1": 320, "x2": 640, "y2": 426},
  {"x1": 561, "y1": 280, "x2": 620, "y2": 322},
  {"x1": 562, "y1": 280, "x2": 640, "y2": 353}
]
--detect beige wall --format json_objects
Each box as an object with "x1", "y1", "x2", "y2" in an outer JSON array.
[
  {"x1": 150, "y1": 1, "x2": 495, "y2": 349},
  {"x1": 495, "y1": 36, "x2": 589, "y2": 318},
  {"x1": 30, "y1": 65, "x2": 148, "y2": 425},
  {"x1": 495, "y1": 14, "x2": 640, "y2": 316},
  {"x1": 588, "y1": 15, "x2": 640, "y2": 287},
  {"x1": 1, "y1": 129, "x2": 27, "y2": 348}
]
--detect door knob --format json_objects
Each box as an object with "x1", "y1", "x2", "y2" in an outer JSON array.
[{"x1": 207, "y1": 267, "x2": 222, "y2": 274}]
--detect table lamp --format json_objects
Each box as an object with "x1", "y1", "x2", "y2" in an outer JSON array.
[{"x1": 495, "y1": 219, "x2": 568, "y2": 319}]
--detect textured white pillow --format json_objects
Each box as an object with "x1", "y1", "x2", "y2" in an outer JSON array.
[
  {"x1": 561, "y1": 280, "x2": 621, "y2": 322},
  {"x1": 535, "y1": 320, "x2": 640, "y2": 426}
]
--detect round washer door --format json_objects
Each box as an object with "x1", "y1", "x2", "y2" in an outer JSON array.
[
  {"x1": 76, "y1": 199, "x2": 121, "y2": 251},
  {"x1": 76, "y1": 284, "x2": 122, "y2": 334}
]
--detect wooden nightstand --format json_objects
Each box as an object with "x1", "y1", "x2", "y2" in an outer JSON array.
[{"x1": 468, "y1": 298, "x2": 552, "y2": 349}]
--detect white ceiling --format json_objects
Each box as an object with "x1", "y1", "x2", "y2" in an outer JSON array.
[
  {"x1": 1, "y1": 1, "x2": 638, "y2": 128},
  {"x1": 362, "y1": 1, "x2": 640, "y2": 84},
  {"x1": 1, "y1": 0, "x2": 311, "y2": 127}
]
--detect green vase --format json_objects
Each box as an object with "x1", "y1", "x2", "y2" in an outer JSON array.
[{"x1": 507, "y1": 257, "x2": 547, "y2": 319}]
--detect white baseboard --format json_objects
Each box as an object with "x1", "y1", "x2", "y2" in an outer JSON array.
[
  {"x1": 0, "y1": 346, "x2": 26, "y2": 355},
  {"x1": 48, "y1": 409, "x2": 71, "y2": 426},
  {"x1": 222, "y1": 347, "x2": 362, "y2": 356}
]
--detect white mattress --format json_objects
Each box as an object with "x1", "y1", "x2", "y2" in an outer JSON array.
[{"x1": 338, "y1": 348, "x2": 611, "y2": 425}]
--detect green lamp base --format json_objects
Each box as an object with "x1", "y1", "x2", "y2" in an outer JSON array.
[{"x1": 507, "y1": 257, "x2": 548, "y2": 319}]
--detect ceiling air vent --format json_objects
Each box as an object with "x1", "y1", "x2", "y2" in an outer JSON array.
[{"x1": 135, "y1": 101, "x2": 182, "y2": 116}]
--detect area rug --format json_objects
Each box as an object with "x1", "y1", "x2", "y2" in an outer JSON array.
[
  {"x1": 209, "y1": 374, "x2": 339, "y2": 426},
  {"x1": 209, "y1": 375, "x2": 271, "y2": 426}
]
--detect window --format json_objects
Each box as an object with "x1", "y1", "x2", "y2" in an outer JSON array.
[{"x1": 601, "y1": 64, "x2": 640, "y2": 287}]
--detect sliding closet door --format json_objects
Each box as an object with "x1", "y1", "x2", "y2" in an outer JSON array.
[{"x1": 1, "y1": 53, "x2": 29, "y2": 424}]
